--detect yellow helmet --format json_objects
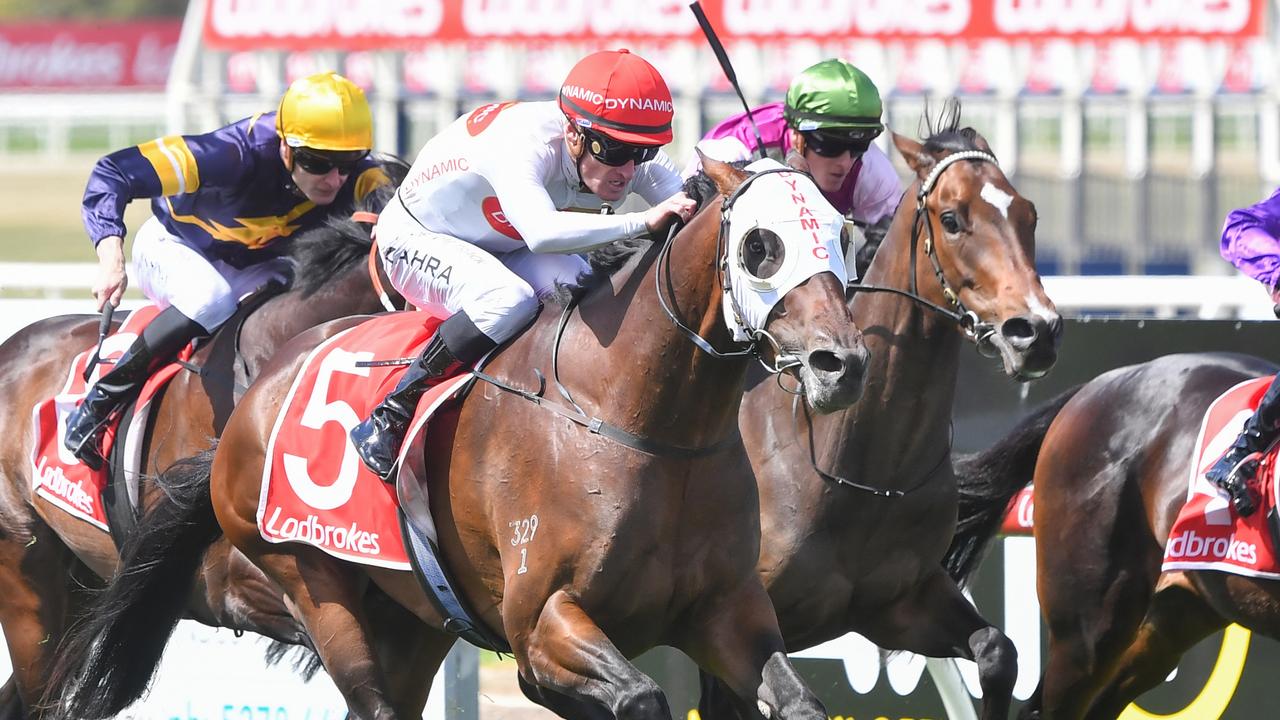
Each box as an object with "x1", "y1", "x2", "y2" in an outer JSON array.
[{"x1": 275, "y1": 72, "x2": 373, "y2": 152}]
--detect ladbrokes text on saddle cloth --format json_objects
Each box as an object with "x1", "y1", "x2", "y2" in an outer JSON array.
[
  {"x1": 258, "y1": 311, "x2": 470, "y2": 570},
  {"x1": 1163, "y1": 376, "x2": 1280, "y2": 579},
  {"x1": 31, "y1": 304, "x2": 189, "y2": 530}
]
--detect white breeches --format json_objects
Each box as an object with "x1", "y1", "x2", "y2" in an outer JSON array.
[
  {"x1": 376, "y1": 208, "x2": 590, "y2": 343},
  {"x1": 131, "y1": 217, "x2": 292, "y2": 332}
]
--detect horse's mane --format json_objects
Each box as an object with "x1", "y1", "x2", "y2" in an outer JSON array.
[
  {"x1": 290, "y1": 153, "x2": 410, "y2": 298},
  {"x1": 916, "y1": 98, "x2": 995, "y2": 161},
  {"x1": 546, "y1": 162, "x2": 748, "y2": 306}
]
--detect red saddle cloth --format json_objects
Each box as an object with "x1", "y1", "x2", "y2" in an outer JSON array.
[
  {"x1": 1162, "y1": 376, "x2": 1280, "y2": 578},
  {"x1": 258, "y1": 311, "x2": 472, "y2": 570},
  {"x1": 30, "y1": 304, "x2": 192, "y2": 530}
]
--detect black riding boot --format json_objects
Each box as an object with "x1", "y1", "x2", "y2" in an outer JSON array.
[
  {"x1": 1205, "y1": 376, "x2": 1280, "y2": 516},
  {"x1": 351, "y1": 313, "x2": 497, "y2": 481},
  {"x1": 64, "y1": 306, "x2": 206, "y2": 470}
]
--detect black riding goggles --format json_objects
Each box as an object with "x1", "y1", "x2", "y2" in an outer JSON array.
[
  {"x1": 581, "y1": 129, "x2": 660, "y2": 167},
  {"x1": 292, "y1": 148, "x2": 370, "y2": 176},
  {"x1": 803, "y1": 129, "x2": 880, "y2": 158}
]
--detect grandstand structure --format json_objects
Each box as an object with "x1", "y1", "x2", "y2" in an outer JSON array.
[
  {"x1": 1, "y1": 0, "x2": 1276, "y2": 278},
  {"x1": 159, "y1": 0, "x2": 1278, "y2": 279}
]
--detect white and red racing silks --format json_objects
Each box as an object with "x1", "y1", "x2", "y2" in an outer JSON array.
[{"x1": 389, "y1": 100, "x2": 683, "y2": 256}]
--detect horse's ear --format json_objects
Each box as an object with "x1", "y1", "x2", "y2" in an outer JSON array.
[
  {"x1": 892, "y1": 132, "x2": 935, "y2": 179},
  {"x1": 961, "y1": 127, "x2": 997, "y2": 158},
  {"x1": 699, "y1": 150, "x2": 748, "y2": 196},
  {"x1": 785, "y1": 149, "x2": 810, "y2": 174}
]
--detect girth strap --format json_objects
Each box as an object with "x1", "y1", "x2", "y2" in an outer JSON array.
[{"x1": 398, "y1": 510, "x2": 511, "y2": 653}]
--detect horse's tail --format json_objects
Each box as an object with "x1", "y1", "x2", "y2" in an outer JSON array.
[
  {"x1": 263, "y1": 641, "x2": 324, "y2": 681},
  {"x1": 943, "y1": 386, "x2": 1083, "y2": 587},
  {"x1": 44, "y1": 448, "x2": 221, "y2": 720}
]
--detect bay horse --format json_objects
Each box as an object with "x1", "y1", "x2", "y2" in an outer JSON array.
[
  {"x1": 698, "y1": 114, "x2": 1062, "y2": 720},
  {"x1": 49, "y1": 157, "x2": 869, "y2": 720},
  {"x1": 0, "y1": 160, "x2": 408, "y2": 718},
  {"x1": 946, "y1": 352, "x2": 1280, "y2": 719}
]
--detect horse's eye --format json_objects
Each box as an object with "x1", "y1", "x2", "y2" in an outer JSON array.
[
  {"x1": 740, "y1": 228, "x2": 785, "y2": 279},
  {"x1": 940, "y1": 211, "x2": 962, "y2": 234}
]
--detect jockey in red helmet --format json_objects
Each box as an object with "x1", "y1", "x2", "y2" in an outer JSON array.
[{"x1": 350, "y1": 49, "x2": 696, "y2": 480}]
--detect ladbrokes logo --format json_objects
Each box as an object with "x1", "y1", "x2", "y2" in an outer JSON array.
[{"x1": 1166, "y1": 530, "x2": 1258, "y2": 565}]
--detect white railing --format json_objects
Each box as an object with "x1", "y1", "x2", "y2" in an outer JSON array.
[
  {"x1": 0, "y1": 93, "x2": 166, "y2": 160},
  {"x1": 3, "y1": 265, "x2": 1272, "y2": 319},
  {"x1": 1040, "y1": 274, "x2": 1276, "y2": 320}
]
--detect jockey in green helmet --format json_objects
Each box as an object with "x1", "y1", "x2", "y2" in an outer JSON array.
[{"x1": 687, "y1": 58, "x2": 901, "y2": 277}]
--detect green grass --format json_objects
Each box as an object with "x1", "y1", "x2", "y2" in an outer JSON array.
[
  {"x1": 0, "y1": 225, "x2": 92, "y2": 261},
  {"x1": 480, "y1": 651, "x2": 516, "y2": 668},
  {"x1": 0, "y1": 155, "x2": 146, "y2": 263}
]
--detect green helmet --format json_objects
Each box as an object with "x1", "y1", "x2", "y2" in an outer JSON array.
[{"x1": 784, "y1": 59, "x2": 883, "y2": 136}]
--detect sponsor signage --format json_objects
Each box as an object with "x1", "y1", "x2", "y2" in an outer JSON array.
[
  {"x1": 202, "y1": 0, "x2": 1266, "y2": 49},
  {"x1": 0, "y1": 20, "x2": 180, "y2": 89}
]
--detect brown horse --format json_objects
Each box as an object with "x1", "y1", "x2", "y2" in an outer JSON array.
[
  {"x1": 945, "y1": 352, "x2": 1280, "y2": 719},
  {"x1": 0, "y1": 166, "x2": 406, "y2": 718},
  {"x1": 49, "y1": 157, "x2": 870, "y2": 720},
  {"x1": 698, "y1": 116, "x2": 1062, "y2": 719}
]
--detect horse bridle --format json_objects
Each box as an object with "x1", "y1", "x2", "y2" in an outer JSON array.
[
  {"x1": 811, "y1": 149, "x2": 1005, "y2": 497},
  {"x1": 655, "y1": 165, "x2": 815, "y2": 375},
  {"x1": 849, "y1": 149, "x2": 1001, "y2": 350}
]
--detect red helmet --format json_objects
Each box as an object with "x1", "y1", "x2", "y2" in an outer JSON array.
[{"x1": 559, "y1": 49, "x2": 674, "y2": 146}]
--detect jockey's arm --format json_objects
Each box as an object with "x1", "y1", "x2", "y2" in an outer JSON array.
[
  {"x1": 81, "y1": 129, "x2": 251, "y2": 249},
  {"x1": 486, "y1": 146, "x2": 653, "y2": 254},
  {"x1": 1220, "y1": 185, "x2": 1280, "y2": 291}
]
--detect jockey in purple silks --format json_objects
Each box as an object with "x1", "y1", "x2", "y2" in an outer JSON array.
[
  {"x1": 68, "y1": 72, "x2": 390, "y2": 469},
  {"x1": 1206, "y1": 186, "x2": 1280, "y2": 516}
]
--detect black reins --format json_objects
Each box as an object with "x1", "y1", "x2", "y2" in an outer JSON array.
[
  {"x1": 812, "y1": 149, "x2": 1000, "y2": 497},
  {"x1": 847, "y1": 149, "x2": 1000, "y2": 347}
]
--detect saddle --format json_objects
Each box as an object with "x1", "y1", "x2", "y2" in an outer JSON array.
[
  {"x1": 257, "y1": 310, "x2": 509, "y2": 651},
  {"x1": 32, "y1": 285, "x2": 284, "y2": 548},
  {"x1": 1162, "y1": 376, "x2": 1280, "y2": 579}
]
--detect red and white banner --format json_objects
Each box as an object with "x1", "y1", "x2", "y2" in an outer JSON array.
[
  {"x1": 203, "y1": 0, "x2": 1266, "y2": 49},
  {"x1": 0, "y1": 20, "x2": 180, "y2": 89}
]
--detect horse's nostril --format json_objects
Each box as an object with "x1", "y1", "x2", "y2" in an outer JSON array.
[
  {"x1": 1001, "y1": 317, "x2": 1037, "y2": 346},
  {"x1": 808, "y1": 349, "x2": 844, "y2": 375}
]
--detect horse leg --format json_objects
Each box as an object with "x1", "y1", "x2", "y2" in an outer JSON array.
[
  {"x1": 249, "y1": 548, "x2": 399, "y2": 720},
  {"x1": 1082, "y1": 580, "x2": 1224, "y2": 720},
  {"x1": 513, "y1": 589, "x2": 670, "y2": 719},
  {"x1": 697, "y1": 671, "x2": 751, "y2": 720},
  {"x1": 364, "y1": 588, "x2": 457, "y2": 717},
  {"x1": 0, "y1": 531, "x2": 88, "y2": 714},
  {"x1": 860, "y1": 568, "x2": 1016, "y2": 720},
  {"x1": 682, "y1": 580, "x2": 827, "y2": 720},
  {"x1": 1036, "y1": 570, "x2": 1153, "y2": 720},
  {"x1": 517, "y1": 675, "x2": 616, "y2": 720},
  {"x1": 0, "y1": 675, "x2": 25, "y2": 720}
]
